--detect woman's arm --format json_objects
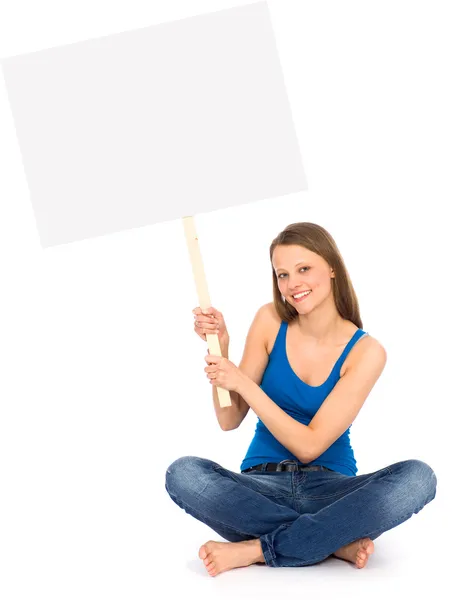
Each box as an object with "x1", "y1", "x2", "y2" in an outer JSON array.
[
  {"x1": 237, "y1": 375, "x2": 316, "y2": 463},
  {"x1": 307, "y1": 337, "x2": 387, "y2": 460},
  {"x1": 212, "y1": 342, "x2": 250, "y2": 431},
  {"x1": 214, "y1": 304, "x2": 271, "y2": 431},
  {"x1": 236, "y1": 336, "x2": 386, "y2": 463}
]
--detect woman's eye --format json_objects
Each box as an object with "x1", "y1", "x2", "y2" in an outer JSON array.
[{"x1": 278, "y1": 267, "x2": 309, "y2": 279}]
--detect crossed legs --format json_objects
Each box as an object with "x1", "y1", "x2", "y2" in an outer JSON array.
[{"x1": 165, "y1": 456, "x2": 437, "y2": 576}]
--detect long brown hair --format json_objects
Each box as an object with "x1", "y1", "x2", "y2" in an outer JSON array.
[{"x1": 269, "y1": 222, "x2": 363, "y2": 329}]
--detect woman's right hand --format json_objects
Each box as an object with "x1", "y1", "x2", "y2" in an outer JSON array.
[{"x1": 193, "y1": 306, "x2": 229, "y2": 346}]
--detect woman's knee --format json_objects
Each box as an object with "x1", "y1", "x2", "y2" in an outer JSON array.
[
  {"x1": 165, "y1": 455, "x2": 216, "y2": 499},
  {"x1": 391, "y1": 459, "x2": 437, "y2": 506}
]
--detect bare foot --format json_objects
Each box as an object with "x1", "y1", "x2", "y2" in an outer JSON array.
[
  {"x1": 333, "y1": 537, "x2": 374, "y2": 568},
  {"x1": 198, "y1": 539, "x2": 265, "y2": 577}
]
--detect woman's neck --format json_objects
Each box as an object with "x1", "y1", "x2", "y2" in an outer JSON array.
[{"x1": 294, "y1": 304, "x2": 349, "y2": 345}]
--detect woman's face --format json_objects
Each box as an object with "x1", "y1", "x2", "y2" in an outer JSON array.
[{"x1": 272, "y1": 245, "x2": 334, "y2": 312}]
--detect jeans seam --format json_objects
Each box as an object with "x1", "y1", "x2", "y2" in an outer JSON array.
[
  {"x1": 260, "y1": 538, "x2": 277, "y2": 566},
  {"x1": 261, "y1": 525, "x2": 292, "y2": 567}
]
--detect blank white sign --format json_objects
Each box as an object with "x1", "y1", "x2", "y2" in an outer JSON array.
[{"x1": 1, "y1": 1, "x2": 306, "y2": 248}]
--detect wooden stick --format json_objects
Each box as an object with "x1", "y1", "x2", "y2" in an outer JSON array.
[{"x1": 182, "y1": 216, "x2": 232, "y2": 407}]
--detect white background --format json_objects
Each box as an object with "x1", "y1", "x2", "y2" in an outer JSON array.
[{"x1": 0, "y1": 1, "x2": 452, "y2": 598}]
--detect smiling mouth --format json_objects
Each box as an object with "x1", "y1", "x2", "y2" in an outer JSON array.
[{"x1": 292, "y1": 290, "x2": 312, "y2": 302}]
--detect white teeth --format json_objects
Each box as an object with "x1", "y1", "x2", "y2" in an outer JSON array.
[{"x1": 293, "y1": 291, "x2": 311, "y2": 299}]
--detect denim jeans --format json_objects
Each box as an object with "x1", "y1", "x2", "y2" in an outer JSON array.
[{"x1": 165, "y1": 456, "x2": 437, "y2": 568}]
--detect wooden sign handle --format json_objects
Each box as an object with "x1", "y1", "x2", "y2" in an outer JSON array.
[{"x1": 182, "y1": 216, "x2": 232, "y2": 407}]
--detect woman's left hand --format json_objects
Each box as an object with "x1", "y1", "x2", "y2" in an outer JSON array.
[{"x1": 204, "y1": 352, "x2": 245, "y2": 393}]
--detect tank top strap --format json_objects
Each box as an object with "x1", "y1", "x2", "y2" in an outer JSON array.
[
  {"x1": 272, "y1": 322, "x2": 368, "y2": 365},
  {"x1": 268, "y1": 320, "x2": 287, "y2": 358},
  {"x1": 333, "y1": 329, "x2": 369, "y2": 373}
]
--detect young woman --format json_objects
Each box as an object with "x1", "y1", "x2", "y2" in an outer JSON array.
[{"x1": 165, "y1": 222, "x2": 437, "y2": 576}]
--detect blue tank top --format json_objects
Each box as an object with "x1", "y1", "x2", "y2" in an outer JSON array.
[{"x1": 240, "y1": 321, "x2": 369, "y2": 476}]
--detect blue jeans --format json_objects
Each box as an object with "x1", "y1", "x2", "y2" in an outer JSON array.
[{"x1": 165, "y1": 456, "x2": 437, "y2": 568}]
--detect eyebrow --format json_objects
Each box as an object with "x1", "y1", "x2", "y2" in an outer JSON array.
[{"x1": 274, "y1": 260, "x2": 308, "y2": 273}]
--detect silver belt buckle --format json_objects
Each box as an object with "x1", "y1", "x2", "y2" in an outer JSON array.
[{"x1": 277, "y1": 459, "x2": 299, "y2": 472}]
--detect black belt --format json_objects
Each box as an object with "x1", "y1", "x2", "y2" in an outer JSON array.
[{"x1": 242, "y1": 460, "x2": 334, "y2": 473}]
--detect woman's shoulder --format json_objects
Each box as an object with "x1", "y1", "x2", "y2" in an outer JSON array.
[
  {"x1": 337, "y1": 321, "x2": 385, "y2": 364},
  {"x1": 262, "y1": 301, "x2": 281, "y2": 325},
  {"x1": 345, "y1": 331, "x2": 387, "y2": 377}
]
